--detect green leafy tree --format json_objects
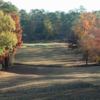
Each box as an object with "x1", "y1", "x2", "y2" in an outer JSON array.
[
  {"x1": 0, "y1": 10, "x2": 15, "y2": 32},
  {"x1": 0, "y1": 32, "x2": 17, "y2": 49},
  {"x1": 0, "y1": 11, "x2": 17, "y2": 55},
  {"x1": 0, "y1": 0, "x2": 18, "y2": 13}
]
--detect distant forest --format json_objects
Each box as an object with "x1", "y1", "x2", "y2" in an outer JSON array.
[{"x1": 0, "y1": 0, "x2": 100, "y2": 43}]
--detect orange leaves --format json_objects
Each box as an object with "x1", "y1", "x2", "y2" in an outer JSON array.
[
  {"x1": 10, "y1": 13, "x2": 22, "y2": 47},
  {"x1": 83, "y1": 20, "x2": 90, "y2": 30},
  {"x1": 80, "y1": 13, "x2": 96, "y2": 32},
  {"x1": 73, "y1": 13, "x2": 96, "y2": 39},
  {"x1": 73, "y1": 12, "x2": 100, "y2": 61}
]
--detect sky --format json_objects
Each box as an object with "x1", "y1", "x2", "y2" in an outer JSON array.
[{"x1": 4, "y1": 0, "x2": 100, "y2": 12}]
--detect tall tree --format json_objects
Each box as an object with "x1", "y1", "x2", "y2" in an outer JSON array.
[
  {"x1": 73, "y1": 12, "x2": 100, "y2": 64},
  {"x1": 19, "y1": 10, "x2": 29, "y2": 41},
  {"x1": 0, "y1": 11, "x2": 17, "y2": 55}
]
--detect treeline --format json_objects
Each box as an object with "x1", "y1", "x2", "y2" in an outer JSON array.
[
  {"x1": 0, "y1": 0, "x2": 22, "y2": 46},
  {"x1": 0, "y1": 0, "x2": 100, "y2": 43},
  {"x1": 19, "y1": 9, "x2": 81, "y2": 42},
  {"x1": 19, "y1": 8, "x2": 100, "y2": 43}
]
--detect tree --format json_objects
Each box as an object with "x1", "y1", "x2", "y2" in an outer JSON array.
[
  {"x1": 0, "y1": 0, "x2": 22, "y2": 70},
  {"x1": 11, "y1": 13, "x2": 22, "y2": 47},
  {"x1": 0, "y1": 11, "x2": 17, "y2": 51},
  {"x1": 0, "y1": 0, "x2": 18, "y2": 13},
  {"x1": 73, "y1": 12, "x2": 100, "y2": 64},
  {"x1": 0, "y1": 10, "x2": 15, "y2": 32},
  {"x1": 19, "y1": 10, "x2": 30, "y2": 41},
  {"x1": 0, "y1": 0, "x2": 22, "y2": 47}
]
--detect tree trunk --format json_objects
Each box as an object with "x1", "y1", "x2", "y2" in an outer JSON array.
[
  {"x1": 85, "y1": 50, "x2": 89, "y2": 65},
  {"x1": 2, "y1": 56, "x2": 9, "y2": 70}
]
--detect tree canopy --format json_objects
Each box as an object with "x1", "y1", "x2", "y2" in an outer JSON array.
[
  {"x1": 0, "y1": 0, "x2": 22, "y2": 56},
  {"x1": 0, "y1": 10, "x2": 15, "y2": 32},
  {"x1": 0, "y1": 0, "x2": 18, "y2": 13},
  {"x1": 19, "y1": 9, "x2": 81, "y2": 42},
  {"x1": 73, "y1": 12, "x2": 100, "y2": 62},
  {"x1": 0, "y1": 11, "x2": 18, "y2": 55}
]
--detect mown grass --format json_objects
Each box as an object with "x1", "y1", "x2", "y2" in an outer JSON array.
[
  {"x1": 0, "y1": 43, "x2": 100, "y2": 100},
  {"x1": 16, "y1": 43, "x2": 83, "y2": 66}
]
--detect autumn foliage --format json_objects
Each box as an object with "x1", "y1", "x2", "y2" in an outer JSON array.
[
  {"x1": 73, "y1": 12, "x2": 100, "y2": 63},
  {"x1": 0, "y1": 12, "x2": 22, "y2": 61},
  {"x1": 10, "y1": 14, "x2": 22, "y2": 47}
]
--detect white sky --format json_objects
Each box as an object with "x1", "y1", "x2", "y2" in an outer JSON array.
[{"x1": 4, "y1": 0, "x2": 100, "y2": 12}]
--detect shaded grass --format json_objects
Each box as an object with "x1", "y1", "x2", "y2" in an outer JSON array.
[
  {"x1": 15, "y1": 43, "x2": 83, "y2": 66},
  {"x1": 0, "y1": 81, "x2": 100, "y2": 100},
  {"x1": 0, "y1": 43, "x2": 100, "y2": 100}
]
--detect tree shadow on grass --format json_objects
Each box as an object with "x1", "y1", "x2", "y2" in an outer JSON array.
[
  {"x1": 0, "y1": 81, "x2": 100, "y2": 100},
  {"x1": 6, "y1": 63, "x2": 100, "y2": 75},
  {"x1": 0, "y1": 63, "x2": 100, "y2": 100},
  {"x1": 8, "y1": 63, "x2": 63, "y2": 75}
]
